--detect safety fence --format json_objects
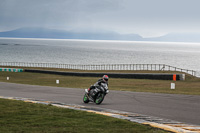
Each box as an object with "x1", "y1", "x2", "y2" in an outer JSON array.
[
  {"x1": 0, "y1": 62, "x2": 196, "y2": 76},
  {"x1": 0, "y1": 68, "x2": 23, "y2": 72}
]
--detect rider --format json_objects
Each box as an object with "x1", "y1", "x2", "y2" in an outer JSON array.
[{"x1": 87, "y1": 75, "x2": 109, "y2": 94}]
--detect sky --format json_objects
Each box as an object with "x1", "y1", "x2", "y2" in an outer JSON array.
[{"x1": 0, "y1": 0, "x2": 200, "y2": 37}]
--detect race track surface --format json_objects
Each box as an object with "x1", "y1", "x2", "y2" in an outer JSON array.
[{"x1": 0, "y1": 82, "x2": 199, "y2": 125}]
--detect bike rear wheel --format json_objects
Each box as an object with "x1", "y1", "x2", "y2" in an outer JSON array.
[{"x1": 95, "y1": 93, "x2": 105, "y2": 105}]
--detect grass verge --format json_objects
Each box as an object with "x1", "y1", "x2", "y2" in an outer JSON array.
[
  {"x1": 0, "y1": 69, "x2": 200, "y2": 95},
  {"x1": 0, "y1": 98, "x2": 168, "y2": 133}
]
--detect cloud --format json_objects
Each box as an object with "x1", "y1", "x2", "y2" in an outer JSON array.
[{"x1": 1, "y1": 0, "x2": 200, "y2": 37}]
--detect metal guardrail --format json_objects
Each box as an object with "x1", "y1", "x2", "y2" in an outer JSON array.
[{"x1": 0, "y1": 62, "x2": 196, "y2": 76}]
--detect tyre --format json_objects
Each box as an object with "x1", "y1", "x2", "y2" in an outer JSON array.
[
  {"x1": 95, "y1": 93, "x2": 105, "y2": 105},
  {"x1": 83, "y1": 93, "x2": 89, "y2": 103}
]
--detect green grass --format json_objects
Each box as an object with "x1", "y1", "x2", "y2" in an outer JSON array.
[
  {"x1": 0, "y1": 98, "x2": 168, "y2": 133},
  {"x1": 0, "y1": 70, "x2": 200, "y2": 95}
]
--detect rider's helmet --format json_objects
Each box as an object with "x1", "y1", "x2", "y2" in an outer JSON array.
[{"x1": 102, "y1": 75, "x2": 109, "y2": 82}]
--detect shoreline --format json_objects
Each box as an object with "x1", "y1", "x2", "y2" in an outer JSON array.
[{"x1": 1, "y1": 37, "x2": 200, "y2": 45}]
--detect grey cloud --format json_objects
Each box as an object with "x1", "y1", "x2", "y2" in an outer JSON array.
[{"x1": 1, "y1": 0, "x2": 200, "y2": 37}]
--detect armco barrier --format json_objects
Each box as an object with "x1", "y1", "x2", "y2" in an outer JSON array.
[
  {"x1": 24, "y1": 69, "x2": 185, "y2": 80},
  {"x1": 0, "y1": 68, "x2": 23, "y2": 72},
  {"x1": 0, "y1": 62, "x2": 196, "y2": 76}
]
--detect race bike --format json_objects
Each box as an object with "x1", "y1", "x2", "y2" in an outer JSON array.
[{"x1": 83, "y1": 83, "x2": 109, "y2": 105}]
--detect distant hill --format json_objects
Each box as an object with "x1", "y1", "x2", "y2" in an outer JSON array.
[
  {"x1": 0, "y1": 27, "x2": 143, "y2": 41},
  {"x1": 0, "y1": 27, "x2": 200, "y2": 42},
  {"x1": 147, "y1": 33, "x2": 200, "y2": 43}
]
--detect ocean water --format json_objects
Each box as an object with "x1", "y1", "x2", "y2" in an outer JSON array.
[{"x1": 0, "y1": 38, "x2": 200, "y2": 75}]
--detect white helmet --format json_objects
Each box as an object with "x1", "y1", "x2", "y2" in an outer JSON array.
[{"x1": 102, "y1": 75, "x2": 109, "y2": 82}]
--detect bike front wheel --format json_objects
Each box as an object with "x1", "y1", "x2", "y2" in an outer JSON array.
[{"x1": 83, "y1": 93, "x2": 89, "y2": 103}]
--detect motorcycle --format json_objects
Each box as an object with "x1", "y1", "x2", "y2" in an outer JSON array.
[{"x1": 83, "y1": 83, "x2": 109, "y2": 105}]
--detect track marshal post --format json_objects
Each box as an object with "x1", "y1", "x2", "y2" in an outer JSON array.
[{"x1": 171, "y1": 74, "x2": 176, "y2": 89}]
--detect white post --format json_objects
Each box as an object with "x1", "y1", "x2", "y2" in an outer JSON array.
[
  {"x1": 7, "y1": 77, "x2": 9, "y2": 80},
  {"x1": 56, "y1": 80, "x2": 59, "y2": 84},
  {"x1": 171, "y1": 83, "x2": 175, "y2": 89}
]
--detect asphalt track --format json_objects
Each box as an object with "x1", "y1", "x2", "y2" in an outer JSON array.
[{"x1": 0, "y1": 82, "x2": 199, "y2": 125}]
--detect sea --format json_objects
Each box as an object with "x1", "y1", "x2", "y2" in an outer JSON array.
[{"x1": 0, "y1": 38, "x2": 200, "y2": 76}]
